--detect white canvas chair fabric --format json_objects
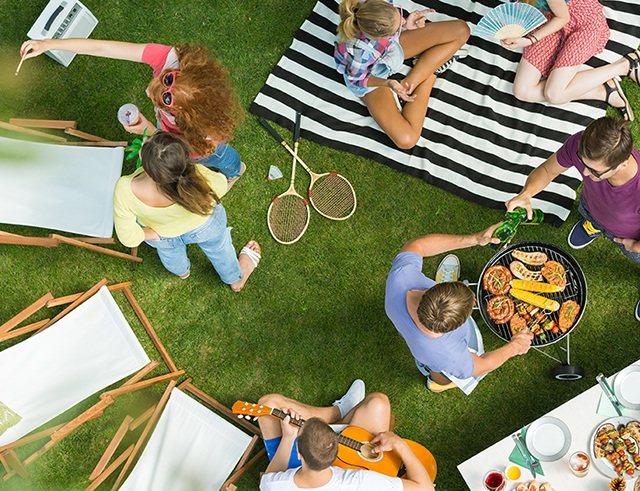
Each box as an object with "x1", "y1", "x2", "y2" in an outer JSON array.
[
  {"x1": 0, "y1": 286, "x2": 150, "y2": 446},
  {"x1": 0, "y1": 135, "x2": 123, "y2": 238},
  {"x1": 120, "y1": 388, "x2": 253, "y2": 491}
]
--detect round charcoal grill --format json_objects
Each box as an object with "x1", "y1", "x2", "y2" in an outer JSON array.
[{"x1": 477, "y1": 241, "x2": 588, "y2": 380}]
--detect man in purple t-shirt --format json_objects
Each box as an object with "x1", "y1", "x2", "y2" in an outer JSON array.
[{"x1": 507, "y1": 117, "x2": 640, "y2": 319}]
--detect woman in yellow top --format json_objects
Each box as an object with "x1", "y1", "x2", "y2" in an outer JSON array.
[{"x1": 113, "y1": 132, "x2": 260, "y2": 290}]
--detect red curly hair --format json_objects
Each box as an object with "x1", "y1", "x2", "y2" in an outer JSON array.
[{"x1": 147, "y1": 44, "x2": 243, "y2": 156}]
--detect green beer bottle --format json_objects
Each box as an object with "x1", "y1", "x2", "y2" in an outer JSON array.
[{"x1": 491, "y1": 207, "x2": 544, "y2": 248}]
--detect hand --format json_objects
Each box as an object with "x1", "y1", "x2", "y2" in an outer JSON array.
[
  {"x1": 614, "y1": 237, "x2": 640, "y2": 253},
  {"x1": 370, "y1": 431, "x2": 404, "y2": 454},
  {"x1": 500, "y1": 37, "x2": 532, "y2": 50},
  {"x1": 279, "y1": 408, "x2": 302, "y2": 440},
  {"x1": 476, "y1": 222, "x2": 502, "y2": 247},
  {"x1": 20, "y1": 40, "x2": 49, "y2": 60},
  {"x1": 405, "y1": 9, "x2": 433, "y2": 30},
  {"x1": 143, "y1": 227, "x2": 160, "y2": 241},
  {"x1": 509, "y1": 329, "x2": 532, "y2": 355},
  {"x1": 123, "y1": 113, "x2": 157, "y2": 135},
  {"x1": 387, "y1": 79, "x2": 416, "y2": 102},
  {"x1": 505, "y1": 193, "x2": 532, "y2": 219}
]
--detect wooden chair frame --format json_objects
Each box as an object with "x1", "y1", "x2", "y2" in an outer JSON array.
[
  {"x1": 0, "y1": 278, "x2": 184, "y2": 481},
  {"x1": 86, "y1": 378, "x2": 265, "y2": 491},
  {"x1": 0, "y1": 119, "x2": 140, "y2": 262}
]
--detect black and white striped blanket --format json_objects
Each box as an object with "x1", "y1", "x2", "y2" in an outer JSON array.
[{"x1": 250, "y1": 0, "x2": 640, "y2": 224}]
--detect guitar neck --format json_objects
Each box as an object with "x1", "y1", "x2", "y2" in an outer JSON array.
[{"x1": 268, "y1": 408, "x2": 363, "y2": 451}]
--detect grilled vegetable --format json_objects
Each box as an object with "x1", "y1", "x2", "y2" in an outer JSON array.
[
  {"x1": 510, "y1": 288, "x2": 560, "y2": 311},
  {"x1": 512, "y1": 279, "x2": 563, "y2": 293},
  {"x1": 512, "y1": 249, "x2": 548, "y2": 266},
  {"x1": 510, "y1": 260, "x2": 543, "y2": 281}
]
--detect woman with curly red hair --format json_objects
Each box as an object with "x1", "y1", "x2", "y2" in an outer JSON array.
[{"x1": 20, "y1": 39, "x2": 245, "y2": 184}]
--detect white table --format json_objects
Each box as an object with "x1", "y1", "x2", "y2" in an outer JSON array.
[{"x1": 458, "y1": 360, "x2": 640, "y2": 490}]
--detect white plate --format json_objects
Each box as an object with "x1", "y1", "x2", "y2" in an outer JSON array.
[
  {"x1": 615, "y1": 365, "x2": 640, "y2": 410},
  {"x1": 525, "y1": 416, "x2": 571, "y2": 462},
  {"x1": 590, "y1": 416, "x2": 639, "y2": 479}
]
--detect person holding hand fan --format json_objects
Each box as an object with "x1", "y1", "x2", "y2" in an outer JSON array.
[{"x1": 500, "y1": 0, "x2": 639, "y2": 120}]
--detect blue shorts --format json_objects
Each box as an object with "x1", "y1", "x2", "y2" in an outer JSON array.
[{"x1": 264, "y1": 436, "x2": 302, "y2": 469}]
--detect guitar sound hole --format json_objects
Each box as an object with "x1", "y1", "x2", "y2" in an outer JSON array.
[{"x1": 358, "y1": 443, "x2": 383, "y2": 462}]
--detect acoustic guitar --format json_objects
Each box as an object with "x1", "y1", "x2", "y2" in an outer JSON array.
[{"x1": 232, "y1": 401, "x2": 437, "y2": 481}]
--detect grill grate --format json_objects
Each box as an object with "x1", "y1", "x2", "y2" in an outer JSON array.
[{"x1": 477, "y1": 241, "x2": 588, "y2": 347}]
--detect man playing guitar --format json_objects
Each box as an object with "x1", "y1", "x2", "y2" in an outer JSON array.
[{"x1": 258, "y1": 380, "x2": 435, "y2": 490}]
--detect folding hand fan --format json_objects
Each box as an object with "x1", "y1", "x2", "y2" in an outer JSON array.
[{"x1": 474, "y1": 2, "x2": 547, "y2": 40}]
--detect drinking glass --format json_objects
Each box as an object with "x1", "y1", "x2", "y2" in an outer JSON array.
[
  {"x1": 569, "y1": 451, "x2": 590, "y2": 477},
  {"x1": 483, "y1": 469, "x2": 506, "y2": 490}
]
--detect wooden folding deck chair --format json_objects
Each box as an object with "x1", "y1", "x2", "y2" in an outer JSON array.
[
  {"x1": 86, "y1": 379, "x2": 265, "y2": 491},
  {"x1": 0, "y1": 278, "x2": 184, "y2": 481},
  {"x1": 0, "y1": 118, "x2": 140, "y2": 262}
]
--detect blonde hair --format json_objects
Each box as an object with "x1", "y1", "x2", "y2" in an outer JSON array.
[
  {"x1": 337, "y1": 0, "x2": 399, "y2": 42},
  {"x1": 417, "y1": 282, "x2": 475, "y2": 334},
  {"x1": 519, "y1": 0, "x2": 537, "y2": 6}
]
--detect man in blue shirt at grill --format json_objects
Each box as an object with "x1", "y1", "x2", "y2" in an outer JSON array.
[{"x1": 385, "y1": 224, "x2": 532, "y2": 393}]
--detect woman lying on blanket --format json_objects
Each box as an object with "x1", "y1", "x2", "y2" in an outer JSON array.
[
  {"x1": 334, "y1": 0, "x2": 470, "y2": 149},
  {"x1": 501, "y1": 0, "x2": 640, "y2": 121},
  {"x1": 19, "y1": 39, "x2": 245, "y2": 184},
  {"x1": 113, "y1": 132, "x2": 260, "y2": 291}
]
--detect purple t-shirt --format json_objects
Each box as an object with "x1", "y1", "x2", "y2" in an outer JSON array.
[
  {"x1": 556, "y1": 132, "x2": 640, "y2": 240},
  {"x1": 385, "y1": 252, "x2": 475, "y2": 379}
]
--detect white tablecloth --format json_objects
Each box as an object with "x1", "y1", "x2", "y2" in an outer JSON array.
[{"x1": 458, "y1": 360, "x2": 640, "y2": 490}]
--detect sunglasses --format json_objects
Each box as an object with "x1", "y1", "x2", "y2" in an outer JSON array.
[
  {"x1": 575, "y1": 151, "x2": 618, "y2": 179},
  {"x1": 161, "y1": 70, "x2": 179, "y2": 108}
]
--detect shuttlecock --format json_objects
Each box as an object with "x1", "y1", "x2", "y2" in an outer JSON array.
[{"x1": 268, "y1": 165, "x2": 283, "y2": 181}]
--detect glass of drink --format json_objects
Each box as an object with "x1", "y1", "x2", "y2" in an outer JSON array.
[
  {"x1": 117, "y1": 103, "x2": 140, "y2": 126},
  {"x1": 505, "y1": 464, "x2": 522, "y2": 481},
  {"x1": 569, "y1": 451, "x2": 590, "y2": 477},
  {"x1": 483, "y1": 469, "x2": 506, "y2": 490}
]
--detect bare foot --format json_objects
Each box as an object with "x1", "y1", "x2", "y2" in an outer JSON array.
[
  {"x1": 231, "y1": 240, "x2": 261, "y2": 291},
  {"x1": 226, "y1": 161, "x2": 246, "y2": 192}
]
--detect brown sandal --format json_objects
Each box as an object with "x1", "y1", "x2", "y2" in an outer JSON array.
[{"x1": 604, "y1": 78, "x2": 634, "y2": 122}]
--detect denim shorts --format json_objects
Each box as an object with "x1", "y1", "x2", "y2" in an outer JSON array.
[{"x1": 197, "y1": 143, "x2": 242, "y2": 178}]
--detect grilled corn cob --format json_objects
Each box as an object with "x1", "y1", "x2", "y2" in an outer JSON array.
[
  {"x1": 510, "y1": 288, "x2": 560, "y2": 311},
  {"x1": 511, "y1": 279, "x2": 563, "y2": 293}
]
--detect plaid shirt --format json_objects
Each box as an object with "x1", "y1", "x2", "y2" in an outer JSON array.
[{"x1": 334, "y1": 0, "x2": 399, "y2": 89}]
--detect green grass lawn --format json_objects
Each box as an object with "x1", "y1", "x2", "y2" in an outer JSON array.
[{"x1": 0, "y1": 1, "x2": 639, "y2": 490}]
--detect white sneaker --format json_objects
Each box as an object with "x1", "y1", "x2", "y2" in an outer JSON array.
[
  {"x1": 435, "y1": 254, "x2": 460, "y2": 283},
  {"x1": 332, "y1": 379, "x2": 365, "y2": 418},
  {"x1": 434, "y1": 47, "x2": 469, "y2": 75}
]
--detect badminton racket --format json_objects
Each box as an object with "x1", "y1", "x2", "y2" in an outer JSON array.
[
  {"x1": 266, "y1": 117, "x2": 310, "y2": 245},
  {"x1": 259, "y1": 117, "x2": 357, "y2": 220},
  {"x1": 474, "y1": 2, "x2": 546, "y2": 40}
]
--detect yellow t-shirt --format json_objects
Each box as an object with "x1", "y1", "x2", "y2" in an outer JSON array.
[{"x1": 113, "y1": 164, "x2": 228, "y2": 247}]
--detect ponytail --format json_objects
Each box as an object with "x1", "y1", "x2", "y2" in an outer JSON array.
[
  {"x1": 140, "y1": 132, "x2": 219, "y2": 216},
  {"x1": 337, "y1": 0, "x2": 398, "y2": 42}
]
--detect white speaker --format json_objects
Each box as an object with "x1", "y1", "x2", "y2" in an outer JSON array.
[{"x1": 27, "y1": 0, "x2": 98, "y2": 67}]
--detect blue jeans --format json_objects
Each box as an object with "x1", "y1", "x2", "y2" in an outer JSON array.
[
  {"x1": 197, "y1": 143, "x2": 242, "y2": 178},
  {"x1": 578, "y1": 197, "x2": 640, "y2": 264},
  {"x1": 145, "y1": 204, "x2": 242, "y2": 284}
]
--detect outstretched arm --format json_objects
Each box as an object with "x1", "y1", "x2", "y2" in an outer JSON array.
[
  {"x1": 20, "y1": 38, "x2": 146, "y2": 63},
  {"x1": 471, "y1": 330, "x2": 532, "y2": 377},
  {"x1": 505, "y1": 153, "x2": 567, "y2": 219},
  {"x1": 401, "y1": 223, "x2": 501, "y2": 257}
]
